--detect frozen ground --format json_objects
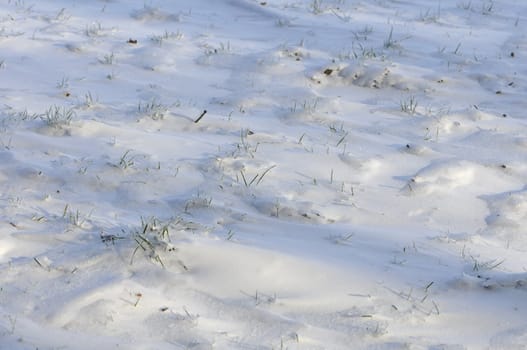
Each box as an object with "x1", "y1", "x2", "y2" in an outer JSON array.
[{"x1": 0, "y1": 0, "x2": 526, "y2": 349}]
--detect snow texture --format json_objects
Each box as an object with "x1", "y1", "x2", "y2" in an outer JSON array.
[{"x1": 0, "y1": 0, "x2": 526, "y2": 349}]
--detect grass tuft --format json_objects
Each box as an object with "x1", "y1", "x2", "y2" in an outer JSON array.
[
  {"x1": 137, "y1": 98, "x2": 168, "y2": 120},
  {"x1": 400, "y1": 96, "x2": 418, "y2": 115},
  {"x1": 40, "y1": 105, "x2": 76, "y2": 127}
]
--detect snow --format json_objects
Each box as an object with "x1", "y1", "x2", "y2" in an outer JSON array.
[{"x1": 0, "y1": 0, "x2": 526, "y2": 349}]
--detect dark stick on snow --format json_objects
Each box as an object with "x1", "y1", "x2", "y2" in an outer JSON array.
[{"x1": 194, "y1": 110, "x2": 207, "y2": 123}]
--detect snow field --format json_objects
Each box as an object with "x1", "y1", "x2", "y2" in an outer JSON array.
[{"x1": 0, "y1": 0, "x2": 527, "y2": 349}]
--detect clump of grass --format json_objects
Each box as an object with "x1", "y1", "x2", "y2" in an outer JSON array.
[
  {"x1": 151, "y1": 29, "x2": 183, "y2": 46},
  {"x1": 56, "y1": 76, "x2": 69, "y2": 89},
  {"x1": 101, "y1": 216, "x2": 192, "y2": 270},
  {"x1": 383, "y1": 27, "x2": 396, "y2": 49},
  {"x1": 62, "y1": 204, "x2": 92, "y2": 228},
  {"x1": 184, "y1": 192, "x2": 213, "y2": 213},
  {"x1": 99, "y1": 52, "x2": 115, "y2": 65},
  {"x1": 4, "y1": 107, "x2": 38, "y2": 124},
  {"x1": 383, "y1": 26, "x2": 410, "y2": 50},
  {"x1": 418, "y1": 2, "x2": 441, "y2": 22},
  {"x1": 481, "y1": 0, "x2": 494, "y2": 15},
  {"x1": 84, "y1": 91, "x2": 98, "y2": 108},
  {"x1": 85, "y1": 22, "x2": 108, "y2": 37},
  {"x1": 230, "y1": 128, "x2": 259, "y2": 158},
  {"x1": 238, "y1": 165, "x2": 276, "y2": 188},
  {"x1": 400, "y1": 96, "x2": 418, "y2": 115},
  {"x1": 310, "y1": 0, "x2": 325, "y2": 14},
  {"x1": 352, "y1": 43, "x2": 378, "y2": 59},
  {"x1": 203, "y1": 41, "x2": 232, "y2": 56},
  {"x1": 137, "y1": 98, "x2": 168, "y2": 120},
  {"x1": 117, "y1": 150, "x2": 138, "y2": 170},
  {"x1": 289, "y1": 98, "x2": 319, "y2": 114},
  {"x1": 471, "y1": 257, "x2": 504, "y2": 272},
  {"x1": 40, "y1": 105, "x2": 76, "y2": 127},
  {"x1": 458, "y1": 1, "x2": 473, "y2": 10},
  {"x1": 130, "y1": 216, "x2": 178, "y2": 268}
]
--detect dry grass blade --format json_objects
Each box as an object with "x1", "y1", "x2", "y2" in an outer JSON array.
[{"x1": 256, "y1": 165, "x2": 276, "y2": 185}]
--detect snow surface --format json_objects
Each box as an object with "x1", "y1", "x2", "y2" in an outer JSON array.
[{"x1": 0, "y1": 0, "x2": 526, "y2": 349}]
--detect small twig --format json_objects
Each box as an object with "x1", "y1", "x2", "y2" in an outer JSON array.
[
  {"x1": 424, "y1": 281, "x2": 434, "y2": 292},
  {"x1": 336, "y1": 132, "x2": 349, "y2": 147},
  {"x1": 183, "y1": 306, "x2": 192, "y2": 318},
  {"x1": 34, "y1": 257, "x2": 44, "y2": 268},
  {"x1": 194, "y1": 110, "x2": 207, "y2": 123},
  {"x1": 134, "y1": 293, "x2": 142, "y2": 307},
  {"x1": 348, "y1": 293, "x2": 371, "y2": 298}
]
